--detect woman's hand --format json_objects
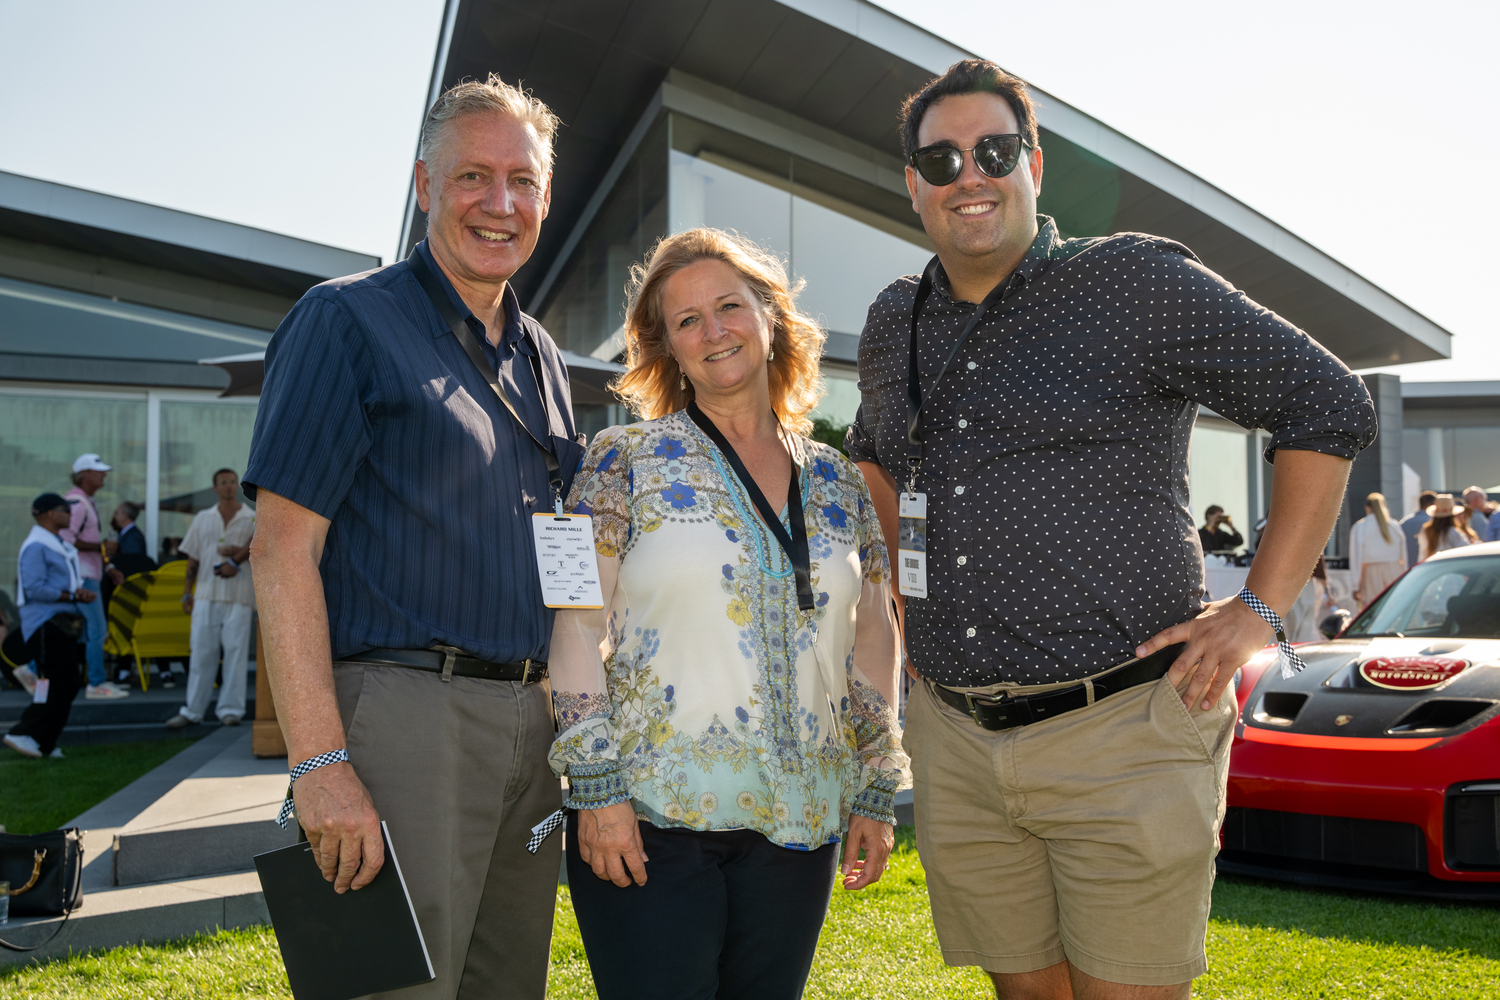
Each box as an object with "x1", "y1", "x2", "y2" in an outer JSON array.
[
  {"x1": 576, "y1": 801, "x2": 649, "y2": 887},
  {"x1": 841, "y1": 814, "x2": 894, "y2": 890}
]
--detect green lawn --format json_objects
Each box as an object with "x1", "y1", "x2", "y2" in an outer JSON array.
[
  {"x1": 5, "y1": 827, "x2": 1498, "y2": 999},
  {"x1": 0, "y1": 738, "x2": 200, "y2": 835}
]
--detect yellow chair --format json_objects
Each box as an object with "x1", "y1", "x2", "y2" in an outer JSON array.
[{"x1": 105, "y1": 560, "x2": 193, "y2": 691}]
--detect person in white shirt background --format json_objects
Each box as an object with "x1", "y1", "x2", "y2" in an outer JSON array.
[
  {"x1": 1418, "y1": 494, "x2": 1480, "y2": 563},
  {"x1": 164, "y1": 468, "x2": 256, "y2": 728},
  {"x1": 1349, "y1": 492, "x2": 1406, "y2": 610}
]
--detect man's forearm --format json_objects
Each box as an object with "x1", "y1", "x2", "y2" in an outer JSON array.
[
  {"x1": 856, "y1": 461, "x2": 905, "y2": 626},
  {"x1": 251, "y1": 491, "x2": 344, "y2": 763},
  {"x1": 1244, "y1": 449, "x2": 1352, "y2": 614},
  {"x1": 183, "y1": 560, "x2": 199, "y2": 595}
]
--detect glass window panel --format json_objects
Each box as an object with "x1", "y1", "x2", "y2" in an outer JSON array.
[
  {"x1": 813, "y1": 365, "x2": 861, "y2": 428},
  {"x1": 0, "y1": 391, "x2": 147, "y2": 591},
  {"x1": 158, "y1": 400, "x2": 259, "y2": 546},
  {"x1": 668, "y1": 149, "x2": 791, "y2": 259},
  {"x1": 790, "y1": 194, "x2": 932, "y2": 336},
  {"x1": 1189, "y1": 423, "x2": 1250, "y2": 545},
  {"x1": 537, "y1": 117, "x2": 668, "y2": 361}
]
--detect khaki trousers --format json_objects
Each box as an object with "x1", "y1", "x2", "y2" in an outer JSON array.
[{"x1": 333, "y1": 662, "x2": 562, "y2": 1000}]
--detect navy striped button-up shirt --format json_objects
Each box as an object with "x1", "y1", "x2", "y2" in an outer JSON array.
[{"x1": 245, "y1": 241, "x2": 584, "y2": 663}]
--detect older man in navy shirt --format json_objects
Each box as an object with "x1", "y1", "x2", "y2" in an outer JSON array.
[{"x1": 246, "y1": 76, "x2": 583, "y2": 1000}]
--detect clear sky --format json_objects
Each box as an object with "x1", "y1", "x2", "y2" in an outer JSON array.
[{"x1": 1, "y1": 0, "x2": 1493, "y2": 382}]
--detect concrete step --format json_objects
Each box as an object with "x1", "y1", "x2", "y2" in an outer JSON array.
[
  {"x1": 112, "y1": 728, "x2": 293, "y2": 886},
  {"x1": 0, "y1": 870, "x2": 266, "y2": 967}
]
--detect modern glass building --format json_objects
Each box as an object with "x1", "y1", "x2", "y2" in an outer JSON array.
[
  {"x1": 398, "y1": 0, "x2": 1452, "y2": 552},
  {"x1": 0, "y1": 0, "x2": 1457, "y2": 574},
  {"x1": 0, "y1": 169, "x2": 380, "y2": 564}
]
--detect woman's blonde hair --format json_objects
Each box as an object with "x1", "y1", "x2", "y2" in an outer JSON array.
[
  {"x1": 1365, "y1": 492, "x2": 1393, "y2": 544},
  {"x1": 611, "y1": 228, "x2": 826, "y2": 436}
]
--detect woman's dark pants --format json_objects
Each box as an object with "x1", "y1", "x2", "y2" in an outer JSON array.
[
  {"x1": 566, "y1": 814, "x2": 839, "y2": 1000},
  {"x1": 7, "y1": 620, "x2": 84, "y2": 754}
]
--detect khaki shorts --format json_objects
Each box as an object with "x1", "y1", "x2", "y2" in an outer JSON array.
[{"x1": 906, "y1": 669, "x2": 1235, "y2": 986}]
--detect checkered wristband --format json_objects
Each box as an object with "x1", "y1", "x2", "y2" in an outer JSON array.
[
  {"x1": 1237, "y1": 587, "x2": 1307, "y2": 679},
  {"x1": 277, "y1": 748, "x2": 350, "y2": 829},
  {"x1": 526, "y1": 809, "x2": 566, "y2": 854}
]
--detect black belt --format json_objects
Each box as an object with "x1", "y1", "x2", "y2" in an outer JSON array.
[
  {"x1": 337, "y1": 646, "x2": 547, "y2": 684},
  {"x1": 930, "y1": 643, "x2": 1184, "y2": 732}
]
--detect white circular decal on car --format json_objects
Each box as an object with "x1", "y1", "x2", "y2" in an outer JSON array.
[{"x1": 1358, "y1": 656, "x2": 1469, "y2": 690}]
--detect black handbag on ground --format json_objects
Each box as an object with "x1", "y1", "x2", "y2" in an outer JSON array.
[{"x1": 0, "y1": 827, "x2": 84, "y2": 952}]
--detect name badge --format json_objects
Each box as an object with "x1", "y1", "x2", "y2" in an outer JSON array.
[
  {"x1": 531, "y1": 513, "x2": 605, "y2": 610},
  {"x1": 898, "y1": 492, "x2": 927, "y2": 599}
]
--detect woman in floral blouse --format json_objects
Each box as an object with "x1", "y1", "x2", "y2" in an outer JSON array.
[{"x1": 548, "y1": 228, "x2": 908, "y2": 999}]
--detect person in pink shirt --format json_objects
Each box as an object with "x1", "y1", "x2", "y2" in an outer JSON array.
[{"x1": 61, "y1": 453, "x2": 128, "y2": 700}]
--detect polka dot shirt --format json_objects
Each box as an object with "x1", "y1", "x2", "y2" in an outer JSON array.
[{"x1": 845, "y1": 215, "x2": 1376, "y2": 687}]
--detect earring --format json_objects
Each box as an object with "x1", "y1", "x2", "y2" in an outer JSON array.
[
  {"x1": 768, "y1": 346, "x2": 775, "y2": 362},
  {"x1": 679, "y1": 372, "x2": 687, "y2": 391}
]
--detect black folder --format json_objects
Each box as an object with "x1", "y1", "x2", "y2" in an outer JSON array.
[{"x1": 254, "y1": 821, "x2": 434, "y2": 1000}]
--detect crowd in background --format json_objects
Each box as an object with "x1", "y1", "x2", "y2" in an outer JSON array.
[{"x1": 1, "y1": 454, "x2": 256, "y2": 760}]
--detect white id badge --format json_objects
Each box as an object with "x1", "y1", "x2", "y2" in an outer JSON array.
[
  {"x1": 898, "y1": 492, "x2": 928, "y2": 599},
  {"x1": 33, "y1": 678, "x2": 50, "y2": 704},
  {"x1": 531, "y1": 513, "x2": 605, "y2": 609}
]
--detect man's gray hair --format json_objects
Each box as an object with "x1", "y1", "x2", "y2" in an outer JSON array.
[{"x1": 418, "y1": 74, "x2": 561, "y2": 167}]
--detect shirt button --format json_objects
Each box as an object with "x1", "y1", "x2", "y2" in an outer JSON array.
[
  {"x1": 966, "y1": 627, "x2": 976, "y2": 638},
  {"x1": 957, "y1": 556, "x2": 967, "y2": 566},
  {"x1": 958, "y1": 419, "x2": 968, "y2": 428},
  {"x1": 954, "y1": 485, "x2": 965, "y2": 495},
  {"x1": 966, "y1": 361, "x2": 978, "y2": 370}
]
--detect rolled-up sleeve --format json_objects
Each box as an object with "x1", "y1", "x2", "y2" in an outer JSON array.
[
  {"x1": 243, "y1": 295, "x2": 374, "y2": 516},
  {"x1": 1140, "y1": 250, "x2": 1376, "y2": 462}
]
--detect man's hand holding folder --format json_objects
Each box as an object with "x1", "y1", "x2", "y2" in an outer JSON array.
[{"x1": 295, "y1": 759, "x2": 385, "y2": 893}]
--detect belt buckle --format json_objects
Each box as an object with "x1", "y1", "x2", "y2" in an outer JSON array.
[
  {"x1": 963, "y1": 689, "x2": 1010, "y2": 726},
  {"x1": 522, "y1": 658, "x2": 541, "y2": 685}
]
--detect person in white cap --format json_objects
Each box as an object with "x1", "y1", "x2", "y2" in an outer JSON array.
[
  {"x1": 165, "y1": 468, "x2": 256, "y2": 728},
  {"x1": 63, "y1": 453, "x2": 128, "y2": 700}
]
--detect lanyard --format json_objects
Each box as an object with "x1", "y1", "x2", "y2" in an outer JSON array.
[
  {"x1": 407, "y1": 248, "x2": 565, "y2": 511},
  {"x1": 686, "y1": 402, "x2": 814, "y2": 612},
  {"x1": 905, "y1": 257, "x2": 1010, "y2": 492}
]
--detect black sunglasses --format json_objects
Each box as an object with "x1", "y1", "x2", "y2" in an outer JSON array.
[{"x1": 909, "y1": 134, "x2": 1032, "y2": 186}]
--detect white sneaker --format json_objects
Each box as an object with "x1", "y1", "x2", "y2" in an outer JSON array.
[
  {"x1": 11, "y1": 665, "x2": 37, "y2": 696},
  {"x1": 85, "y1": 684, "x2": 129, "y2": 700},
  {"x1": 49, "y1": 747, "x2": 64, "y2": 758},
  {"x1": 3, "y1": 734, "x2": 42, "y2": 758},
  {"x1": 106, "y1": 681, "x2": 132, "y2": 694}
]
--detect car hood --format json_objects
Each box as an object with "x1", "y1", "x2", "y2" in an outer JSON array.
[{"x1": 1241, "y1": 637, "x2": 1500, "y2": 741}]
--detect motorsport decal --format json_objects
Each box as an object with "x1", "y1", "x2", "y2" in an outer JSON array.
[{"x1": 1357, "y1": 656, "x2": 1469, "y2": 690}]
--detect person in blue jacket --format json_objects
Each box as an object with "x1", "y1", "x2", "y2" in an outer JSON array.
[{"x1": 3, "y1": 494, "x2": 96, "y2": 758}]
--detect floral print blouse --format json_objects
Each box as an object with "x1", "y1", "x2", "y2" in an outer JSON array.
[{"x1": 547, "y1": 410, "x2": 909, "y2": 850}]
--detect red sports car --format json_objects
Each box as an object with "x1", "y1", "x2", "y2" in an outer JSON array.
[{"x1": 1220, "y1": 541, "x2": 1500, "y2": 899}]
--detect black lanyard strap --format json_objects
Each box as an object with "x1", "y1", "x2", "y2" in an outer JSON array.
[
  {"x1": 686, "y1": 403, "x2": 814, "y2": 612},
  {"x1": 906, "y1": 256, "x2": 1010, "y2": 488},
  {"x1": 407, "y1": 248, "x2": 563, "y2": 505}
]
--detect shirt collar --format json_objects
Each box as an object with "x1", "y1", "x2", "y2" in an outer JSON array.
[
  {"x1": 414, "y1": 239, "x2": 525, "y2": 349},
  {"x1": 932, "y1": 214, "x2": 1064, "y2": 303}
]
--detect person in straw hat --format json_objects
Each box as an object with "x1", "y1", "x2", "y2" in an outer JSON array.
[{"x1": 1418, "y1": 493, "x2": 1480, "y2": 562}]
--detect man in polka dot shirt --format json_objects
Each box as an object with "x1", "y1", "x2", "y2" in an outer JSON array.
[{"x1": 848, "y1": 60, "x2": 1374, "y2": 999}]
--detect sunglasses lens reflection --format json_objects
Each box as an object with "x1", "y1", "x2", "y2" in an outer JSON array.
[
  {"x1": 915, "y1": 147, "x2": 963, "y2": 186},
  {"x1": 975, "y1": 135, "x2": 1022, "y2": 177}
]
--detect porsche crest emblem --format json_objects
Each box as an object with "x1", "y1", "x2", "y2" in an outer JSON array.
[{"x1": 1334, "y1": 714, "x2": 1353, "y2": 726}]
